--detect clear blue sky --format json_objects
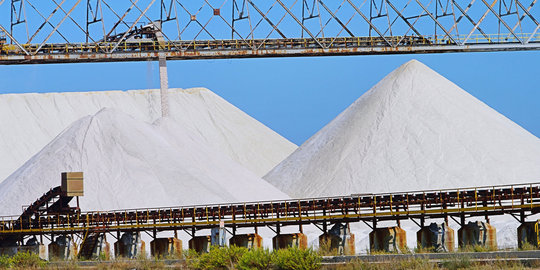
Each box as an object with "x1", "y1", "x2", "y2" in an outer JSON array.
[{"x1": 0, "y1": 51, "x2": 538, "y2": 145}]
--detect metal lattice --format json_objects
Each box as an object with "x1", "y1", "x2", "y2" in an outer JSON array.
[{"x1": 0, "y1": 0, "x2": 539, "y2": 64}]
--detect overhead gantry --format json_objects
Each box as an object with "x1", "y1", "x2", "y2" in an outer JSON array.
[{"x1": 0, "y1": 0, "x2": 538, "y2": 65}]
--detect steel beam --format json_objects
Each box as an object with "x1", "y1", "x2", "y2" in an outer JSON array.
[
  {"x1": 1, "y1": 182, "x2": 540, "y2": 239},
  {"x1": 0, "y1": 41, "x2": 538, "y2": 65},
  {"x1": 0, "y1": 0, "x2": 538, "y2": 64}
]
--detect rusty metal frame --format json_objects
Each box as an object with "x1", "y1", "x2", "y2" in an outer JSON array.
[
  {"x1": 1, "y1": 182, "x2": 540, "y2": 245},
  {"x1": 34, "y1": 0, "x2": 81, "y2": 54},
  {"x1": 10, "y1": 0, "x2": 28, "y2": 41},
  {"x1": 86, "y1": 0, "x2": 104, "y2": 43},
  {"x1": 0, "y1": 0, "x2": 539, "y2": 64},
  {"x1": 109, "y1": 0, "x2": 155, "y2": 53}
]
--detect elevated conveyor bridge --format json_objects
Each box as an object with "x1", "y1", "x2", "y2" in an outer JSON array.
[
  {"x1": 0, "y1": 0, "x2": 539, "y2": 64},
  {"x1": 1, "y1": 181, "x2": 540, "y2": 243}
]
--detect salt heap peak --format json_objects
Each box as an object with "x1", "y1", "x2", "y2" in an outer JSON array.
[
  {"x1": 0, "y1": 87, "x2": 296, "y2": 182},
  {"x1": 265, "y1": 59, "x2": 540, "y2": 198},
  {"x1": 0, "y1": 108, "x2": 289, "y2": 216}
]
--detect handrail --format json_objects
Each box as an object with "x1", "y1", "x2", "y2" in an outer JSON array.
[
  {"x1": 1, "y1": 33, "x2": 539, "y2": 56},
  {"x1": 0, "y1": 181, "x2": 539, "y2": 221}
]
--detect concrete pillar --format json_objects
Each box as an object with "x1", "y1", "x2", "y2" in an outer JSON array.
[
  {"x1": 417, "y1": 223, "x2": 455, "y2": 252},
  {"x1": 79, "y1": 234, "x2": 110, "y2": 260},
  {"x1": 229, "y1": 234, "x2": 263, "y2": 250},
  {"x1": 189, "y1": 236, "x2": 212, "y2": 253},
  {"x1": 319, "y1": 223, "x2": 355, "y2": 255},
  {"x1": 114, "y1": 232, "x2": 145, "y2": 259},
  {"x1": 48, "y1": 235, "x2": 77, "y2": 260},
  {"x1": 188, "y1": 227, "x2": 227, "y2": 253},
  {"x1": 369, "y1": 227, "x2": 407, "y2": 253},
  {"x1": 150, "y1": 238, "x2": 182, "y2": 258},
  {"x1": 458, "y1": 221, "x2": 497, "y2": 249},
  {"x1": 272, "y1": 233, "x2": 308, "y2": 250},
  {"x1": 517, "y1": 222, "x2": 539, "y2": 249},
  {"x1": 0, "y1": 238, "x2": 46, "y2": 260},
  {"x1": 26, "y1": 238, "x2": 47, "y2": 260}
]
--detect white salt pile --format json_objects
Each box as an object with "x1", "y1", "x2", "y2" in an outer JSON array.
[
  {"x1": 0, "y1": 88, "x2": 296, "y2": 182},
  {"x1": 0, "y1": 108, "x2": 289, "y2": 216},
  {"x1": 264, "y1": 59, "x2": 540, "y2": 250},
  {"x1": 265, "y1": 60, "x2": 540, "y2": 198}
]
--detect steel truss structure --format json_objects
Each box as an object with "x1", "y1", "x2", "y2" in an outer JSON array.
[
  {"x1": 1, "y1": 182, "x2": 540, "y2": 247},
  {"x1": 0, "y1": 0, "x2": 539, "y2": 64}
]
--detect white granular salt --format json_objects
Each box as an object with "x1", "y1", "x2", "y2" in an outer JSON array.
[
  {"x1": 0, "y1": 88, "x2": 296, "y2": 182},
  {"x1": 0, "y1": 108, "x2": 289, "y2": 216},
  {"x1": 264, "y1": 59, "x2": 540, "y2": 249},
  {"x1": 265, "y1": 60, "x2": 540, "y2": 198}
]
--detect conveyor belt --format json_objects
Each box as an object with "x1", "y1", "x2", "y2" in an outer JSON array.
[
  {"x1": 1, "y1": 182, "x2": 539, "y2": 237},
  {"x1": 1, "y1": 34, "x2": 539, "y2": 65}
]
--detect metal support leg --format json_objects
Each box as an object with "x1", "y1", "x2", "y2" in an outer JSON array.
[
  {"x1": 420, "y1": 203, "x2": 425, "y2": 227},
  {"x1": 322, "y1": 209, "x2": 328, "y2": 232},
  {"x1": 276, "y1": 212, "x2": 281, "y2": 235},
  {"x1": 521, "y1": 197, "x2": 526, "y2": 223}
]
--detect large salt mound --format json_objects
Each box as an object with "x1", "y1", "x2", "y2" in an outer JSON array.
[
  {"x1": 0, "y1": 108, "x2": 289, "y2": 216},
  {"x1": 0, "y1": 88, "x2": 296, "y2": 181},
  {"x1": 265, "y1": 60, "x2": 540, "y2": 198}
]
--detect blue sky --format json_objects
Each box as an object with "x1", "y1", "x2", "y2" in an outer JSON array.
[{"x1": 0, "y1": 51, "x2": 538, "y2": 145}]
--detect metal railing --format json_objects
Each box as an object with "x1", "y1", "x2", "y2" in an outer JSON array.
[
  {"x1": 1, "y1": 33, "x2": 539, "y2": 56},
  {"x1": 1, "y1": 181, "x2": 539, "y2": 235}
]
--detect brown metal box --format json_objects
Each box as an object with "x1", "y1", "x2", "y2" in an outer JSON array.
[{"x1": 61, "y1": 172, "x2": 84, "y2": 197}]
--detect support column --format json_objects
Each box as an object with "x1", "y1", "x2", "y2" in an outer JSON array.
[
  {"x1": 458, "y1": 221, "x2": 497, "y2": 250},
  {"x1": 189, "y1": 226, "x2": 227, "y2": 253},
  {"x1": 49, "y1": 235, "x2": 77, "y2": 260},
  {"x1": 151, "y1": 237, "x2": 182, "y2": 258},
  {"x1": 319, "y1": 223, "x2": 355, "y2": 255},
  {"x1": 322, "y1": 210, "x2": 328, "y2": 233},
  {"x1": 188, "y1": 236, "x2": 211, "y2": 254},
  {"x1": 417, "y1": 222, "x2": 455, "y2": 252},
  {"x1": 78, "y1": 233, "x2": 110, "y2": 260},
  {"x1": 0, "y1": 237, "x2": 46, "y2": 260},
  {"x1": 272, "y1": 233, "x2": 308, "y2": 250},
  {"x1": 517, "y1": 221, "x2": 540, "y2": 249},
  {"x1": 369, "y1": 227, "x2": 407, "y2": 253},
  {"x1": 114, "y1": 232, "x2": 145, "y2": 259},
  {"x1": 230, "y1": 234, "x2": 263, "y2": 250}
]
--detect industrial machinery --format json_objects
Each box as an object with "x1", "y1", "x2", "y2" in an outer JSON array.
[
  {"x1": 0, "y1": 30, "x2": 6, "y2": 54},
  {"x1": 0, "y1": 173, "x2": 83, "y2": 247},
  {"x1": 0, "y1": 0, "x2": 538, "y2": 64},
  {"x1": 1, "y1": 175, "x2": 540, "y2": 249},
  {"x1": 102, "y1": 23, "x2": 160, "y2": 43}
]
